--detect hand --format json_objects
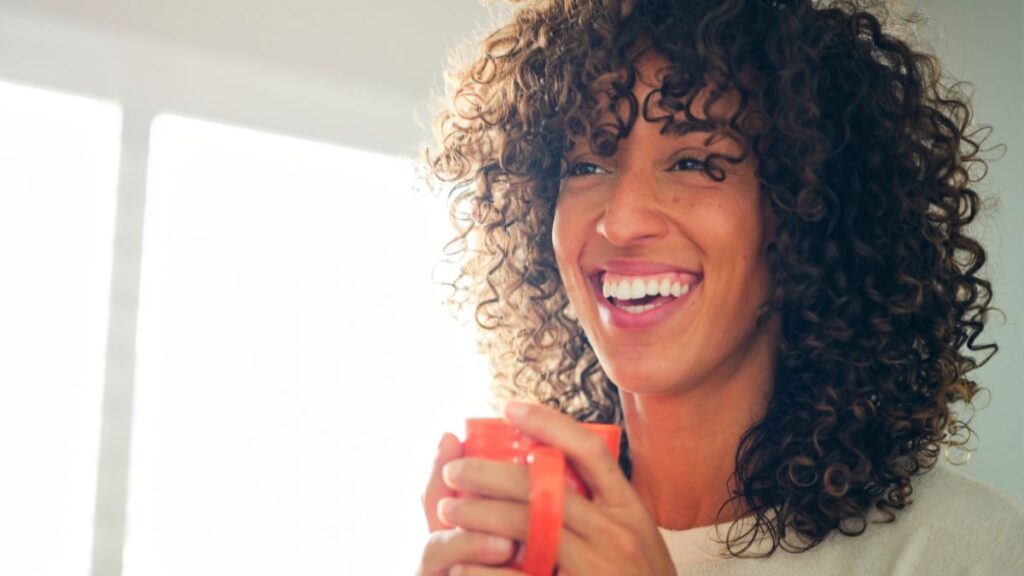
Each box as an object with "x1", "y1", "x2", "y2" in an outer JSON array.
[
  {"x1": 437, "y1": 401, "x2": 677, "y2": 576},
  {"x1": 417, "y1": 431, "x2": 518, "y2": 576}
]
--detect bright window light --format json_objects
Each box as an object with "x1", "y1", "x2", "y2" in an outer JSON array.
[
  {"x1": 127, "y1": 115, "x2": 492, "y2": 576},
  {"x1": 0, "y1": 80, "x2": 121, "y2": 576}
]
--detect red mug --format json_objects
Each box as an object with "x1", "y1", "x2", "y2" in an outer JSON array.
[{"x1": 460, "y1": 418, "x2": 621, "y2": 576}]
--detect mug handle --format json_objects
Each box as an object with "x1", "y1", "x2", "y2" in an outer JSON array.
[{"x1": 519, "y1": 445, "x2": 565, "y2": 576}]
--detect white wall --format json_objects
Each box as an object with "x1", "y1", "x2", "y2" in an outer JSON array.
[
  {"x1": 905, "y1": 0, "x2": 1024, "y2": 499},
  {"x1": 0, "y1": 6, "x2": 450, "y2": 157}
]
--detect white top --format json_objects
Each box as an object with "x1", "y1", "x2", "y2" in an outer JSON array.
[{"x1": 659, "y1": 465, "x2": 1024, "y2": 575}]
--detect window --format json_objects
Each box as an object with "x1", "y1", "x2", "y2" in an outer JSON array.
[
  {"x1": 0, "y1": 80, "x2": 121, "y2": 576},
  {"x1": 125, "y1": 115, "x2": 491, "y2": 575}
]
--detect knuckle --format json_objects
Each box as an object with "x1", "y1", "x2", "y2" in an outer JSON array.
[
  {"x1": 467, "y1": 531, "x2": 492, "y2": 556},
  {"x1": 470, "y1": 531, "x2": 515, "y2": 561},
  {"x1": 421, "y1": 527, "x2": 512, "y2": 569},
  {"x1": 611, "y1": 527, "x2": 642, "y2": 560}
]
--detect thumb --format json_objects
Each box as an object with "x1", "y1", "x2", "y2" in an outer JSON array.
[{"x1": 422, "y1": 432, "x2": 463, "y2": 532}]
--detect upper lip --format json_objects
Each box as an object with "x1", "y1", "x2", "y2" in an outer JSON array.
[{"x1": 590, "y1": 259, "x2": 702, "y2": 277}]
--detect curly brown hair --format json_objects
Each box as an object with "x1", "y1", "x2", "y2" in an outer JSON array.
[{"x1": 427, "y1": 0, "x2": 998, "y2": 556}]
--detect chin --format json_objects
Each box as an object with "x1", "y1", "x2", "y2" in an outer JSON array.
[
  {"x1": 602, "y1": 364, "x2": 686, "y2": 396},
  {"x1": 592, "y1": 341, "x2": 692, "y2": 392}
]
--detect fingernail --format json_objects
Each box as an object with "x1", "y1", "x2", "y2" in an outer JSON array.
[
  {"x1": 449, "y1": 565, "x2": 465, "y2": 576},
  {"x1": 488, "y1": 535, "x2": 513, "y2": 555},
  {"x1": 437, "y1": 497, "x2": 457, "y2": 522},
  {"x1": 442, "y1": 460, "x2": 463, "y2": 483}
]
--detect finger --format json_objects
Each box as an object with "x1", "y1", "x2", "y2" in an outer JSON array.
[
  {"x1": 556, "y1": 516, "x2": 672, "y2": 576},
  {"x1": 439, "y1": 487, "x2": 620, "y2": 571},
  {"x1": 561, "y1": 487, "x2": 616, "y2": 542},
  {"x1": 421, "y1": 529, "x2": 517, "y2": 575},
  {"x1": 437, "y1": 496, "x2": 530, "y2": 541},
  {"x1": 449, "y1": 565, "x2": 526, "y2": 576},
  {"x1": 423, "y1": 432, "x2": 464, "y2": 531},
  {"x1": 555, "y1": 526, "x2": 624, "y2": 575},
  {"x1": 442, "y1": 457, "x2": 530, "y2": 501},
  {"x1": 502, "y1": 401, "x2": 629, "y2": 504}
]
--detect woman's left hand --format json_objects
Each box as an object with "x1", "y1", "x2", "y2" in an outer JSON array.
[{"x1": 437, "y1": 400, "x2": 677, "y2": 576}]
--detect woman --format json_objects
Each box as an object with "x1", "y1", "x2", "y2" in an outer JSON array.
[{"x1": 418, "y1": 0, "x2": 1024, "y2": 574}]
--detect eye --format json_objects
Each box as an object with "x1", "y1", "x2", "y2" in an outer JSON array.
[
  {"x1": 566, "y1": 162, "x2": 609, "y2": 177},
  {"x1": 671, "y1": 157, "x2": 707, "y2": 172}
]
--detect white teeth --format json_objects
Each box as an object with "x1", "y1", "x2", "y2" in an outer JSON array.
[
  {"x1": 602, "y1": 274, "x2": 700, "y2": 311},
  {"x1": 619, "y1": 303, "x2": 657, "y2": 314},
  {"x1": 630, "y1": 278, "x2": 646, "y2": 299},
  {"x1": 600, "y1": 273, "x2": 699, "y2": 301},
  {"x1": 617, "y1": 280, "x2": 631, "y2": 299}
]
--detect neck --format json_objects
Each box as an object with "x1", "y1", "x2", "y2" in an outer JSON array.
[{"x1": 620, "y1": 328, "x2": 776, "y2": 531}]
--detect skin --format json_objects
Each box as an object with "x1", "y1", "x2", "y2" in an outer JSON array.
[
  {"x1": 418, "y1": 54, "x2": 779, "y2": 575},
  {"x1": 554, "y1": 55, "x2": 778, "y2": 530},
  {"x1": 419, "y1": 402, "x2": 676, "y2": 576}
]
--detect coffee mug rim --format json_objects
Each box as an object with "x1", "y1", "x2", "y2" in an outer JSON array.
[{"x1": 465, "y1": 416, "x2": 621, "y2": 432}]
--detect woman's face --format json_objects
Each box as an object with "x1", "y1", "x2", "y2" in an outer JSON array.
[{"x1": 552, "y1": 56, "x2": 776, "y2": 396}]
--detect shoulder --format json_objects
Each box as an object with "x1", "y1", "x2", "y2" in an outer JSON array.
[
  {"x1": 825, "y1": 464, "x2": 1024, "y2": 575},
  {"x1": 713, "y1": 465, "x2": 1023, "y2": 575},
  {"x1": 668, "y1": 466, "x2": 1024, "y2": 575},
  {"x1": 905, "y1": 464, "x2": 1024, "y2": 530},
  {"x1": 897, "y1": 465, "x2": 1024, "y2": 554}
]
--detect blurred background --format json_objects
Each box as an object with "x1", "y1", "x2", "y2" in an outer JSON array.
[{"x1": 0, "y1": 1, "x2": 1019, "y2": 575}]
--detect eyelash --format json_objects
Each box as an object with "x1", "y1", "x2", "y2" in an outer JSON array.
[
  {"x1": 566, "y1": 162, "x2": 606, "y2": 177},
  {"x1": 673, "y1": 157, "x2": 707, "y2": 172},
  {"x1": 566, "y1": 157, "x2": 708, "y2": 177}
]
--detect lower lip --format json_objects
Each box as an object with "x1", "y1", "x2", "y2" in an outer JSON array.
[{"x1": 594, "y1": 280, "x2": 700, "y2": 330}]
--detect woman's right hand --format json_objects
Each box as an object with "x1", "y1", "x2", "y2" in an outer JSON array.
[{"x1": 417, "y1": 432, "x2": 518, "y2": 576}]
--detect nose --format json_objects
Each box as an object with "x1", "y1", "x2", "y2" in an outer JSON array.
[{"x1": 595, "y1": 169, "x2": 670, "y2": 247}]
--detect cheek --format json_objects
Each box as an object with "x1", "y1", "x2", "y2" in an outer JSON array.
[
  {"x1": 551, "y1": 201, "x2": 594, "y2": 314},
  {"x1": 730, "y1": 206, "x2": 773, "y2": 302},
  {"x1": 693, "y1": 197, "x2": 770, "y2": 290},
  {"x1": 551, "y1": 208, "x2": 569, "y2": 270},
  {"x1": 709, "y1": 192, "x2": 767, "y2": 253},
  {"x1": 551, "y1": 200, "x2": 579, "y2": 272}
]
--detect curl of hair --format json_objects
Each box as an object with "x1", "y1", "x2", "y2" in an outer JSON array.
[{"x1": 426, "y1": 0, "x2": 998, "y2": 556}]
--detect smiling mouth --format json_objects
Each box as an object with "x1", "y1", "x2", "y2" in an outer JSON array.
[{"x1": 596, "y1": 271, "x2": 702, "y2": 315}]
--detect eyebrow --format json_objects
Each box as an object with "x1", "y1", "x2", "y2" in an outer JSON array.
[{"x1": 660, "y1": 121, "x2": 725, "y2": 138}]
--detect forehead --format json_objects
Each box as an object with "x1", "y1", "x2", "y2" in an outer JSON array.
[
  {"x1": 570, "y1": 50, "x2": 751, "y2": 152},
  {"x1": 637, "y1": 51, "x2": 747, "y2": 126}
]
